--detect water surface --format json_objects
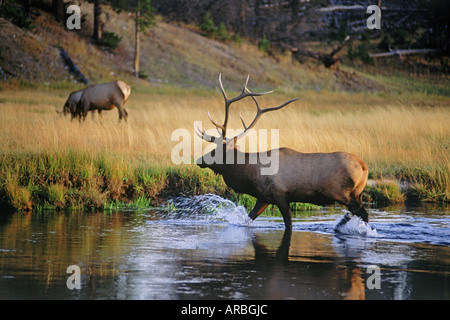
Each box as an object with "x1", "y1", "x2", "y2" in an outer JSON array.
[{"x1": 0, "y1": 195, "x2": 449, "y2": 300}]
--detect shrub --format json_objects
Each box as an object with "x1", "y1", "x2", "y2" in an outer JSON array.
[
  {"x1": 217, "y1": 22, "x2": 231, "y2": 42},
  {"x1": 67, "y1": 185, "x2": 107, "y2": 210},
  {"x1": 200, "y1": 12, "x2": 233, "y2": 42},
  {"x1": 3, "y1": 182, "x2": 32, "y2": 211},
  {"x1": 200, "y1": 11, "x2": 216, "y2": 37},
  {"x1": 138, "y1": 70, "x2": 149, "y2": 79},
  {"x1": 348, "y1": 43, "x2": 374, "y2": 64},
  {"x1": 96, "y1": 32, "x2": 122, "y2": 50},
  {"x1": 233, "y1": 33, "x2": 242, "y2": 47},
  {"x1": 0, "y1": 1, "x2": 34, "y2": 30},
  {"x1": 258, "y1": 36, "x2": 270, "y2": 54},
  {"x1": 365, "y1": 180, "x2": 405, "y2": 205},
  {"x1": 43, "y1": 183, "x2": 66, "y2": 209}
]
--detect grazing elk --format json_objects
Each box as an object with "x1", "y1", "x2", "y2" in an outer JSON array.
[
  {"x1": 62, "y1": 89, "x2": 84, "y2": 119},
  {"x1": 195, "y1": 74, "x2": 369, "y2": 231},
  {"x1": 77, "y1": 81, "x2": 131, "y2": 122},
  {"x1": 60, "y1": 88, "x2": 101, "y2": 121}
]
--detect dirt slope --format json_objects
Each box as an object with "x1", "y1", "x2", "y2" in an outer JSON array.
[{"x1": 0, "y1": 3, "x2": 382, "y2": 91}]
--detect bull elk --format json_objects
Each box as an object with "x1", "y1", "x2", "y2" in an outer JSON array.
[
  {"x1": 77, "y1": 81, "x2": 131, "y2": 122},
  {"x1": 195, "y1": 74, "x2": 369, "y2": 231}
]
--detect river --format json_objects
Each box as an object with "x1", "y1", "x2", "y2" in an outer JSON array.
[{"x1": 0, "y1": 194, "x2": 449, "y2": 300}]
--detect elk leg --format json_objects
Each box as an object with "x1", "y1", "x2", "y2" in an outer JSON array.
[
  {"x1": 275, "y1": 230, "x2": 292, "y2": 261},
  {"x1": 335, "y1": 204, "x2": 369, "y2": 231},
  {"x1": 248, "y1": 199, "x2": 268, "y2": 221},
  {"x1": 334, "y1": 212, "x2": 352, "y2": 230},
  {"x1": 345, "y1": 194, "x2": 369, "y2": 222},
  {"x1": 276, "y1": 199, "x2": 292, "y2": 231},
  {"x1": 350, "y1": 204, "x2": 369, "y2": 222},
  {"x1": 98, "y1": 110, "x2": 103, "y2": 125},
  {"x1": 115, "y1": 102, "x2": 127, "y2": 122}
]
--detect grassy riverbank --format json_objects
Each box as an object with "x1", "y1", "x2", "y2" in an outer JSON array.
[{"x1": 0, "y1": 84, "x2": 448, "y2": 213}]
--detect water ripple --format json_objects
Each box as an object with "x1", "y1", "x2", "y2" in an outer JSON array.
[{"x1": 154, "y1": 194, "x2": 450, "y2": 246}]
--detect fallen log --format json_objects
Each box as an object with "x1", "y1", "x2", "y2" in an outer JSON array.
[
  {"x1": 59, "y1": 47, "x2": 89, "y2": 84},
  {"x1": 316, "y1": 5, "x2": 365, "y2": 12},
  {"x1": 291, "y1": 35, "x2": 351, "y2": 69},
  {"x1": 370, "y1": 48, "x2": 441, "y2": 58}
]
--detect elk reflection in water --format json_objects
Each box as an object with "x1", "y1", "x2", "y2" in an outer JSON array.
[{"x1": 0, "y1": 207, "x2": 448, "y2": 299}]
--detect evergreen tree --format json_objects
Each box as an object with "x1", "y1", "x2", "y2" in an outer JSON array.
[{"x1": 110, "y1": 0, "x2": 156, "y2": 77}]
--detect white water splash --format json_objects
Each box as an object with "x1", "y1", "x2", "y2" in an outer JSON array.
[
  {"x1": 166, "y1": 194, "x2": 252, "y2": 225},
  {"x1": 334, "y1": 211, "x2": 379, "y2": 237},
  {"x1": 164, "y1": 195, "x2": 380, "y2": 236}
]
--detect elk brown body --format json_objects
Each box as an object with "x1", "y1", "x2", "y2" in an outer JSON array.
[
  {"x1": 60, "y1": 88, "x2": 106, "y2": 121},
  {"x1": 76, "y1": 80, "x2": 131, "y2": 122},
  {"x1": 196, "y1": 74, "x2": 369, "y2": 231}
]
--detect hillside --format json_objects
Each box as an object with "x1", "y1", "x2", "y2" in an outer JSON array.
[
  {"x1": 0, "y1": 2, "x2": 449, "y2": 97},
  {"x1": 0, "y1": 2, "x2": 401, "y2": 92}
]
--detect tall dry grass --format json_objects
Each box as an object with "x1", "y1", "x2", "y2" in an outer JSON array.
[
  {"x1": 2, "y1": 89, "x2": 448, "y2": 162},
  {"x1": 0, "y1": 87, "x2": 449, "y2": 209}
]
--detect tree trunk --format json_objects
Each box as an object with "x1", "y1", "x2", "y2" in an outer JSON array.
[
  {"x1": 134, "y1": 10, "x2": 140, "y2": 77},
  {"x1": 93, "y1": 0, "x2": 102, "y2": 40},
  {"x1": 52, "y1": 0, "x2": 64, "y2": 23},
  {"x1": 254, "y1": 0, "x2": 261, "y2": 37},
  {"x1": 239, "y1": 0, "x2": 247, "y2": 37},
  {"x1": 22, "y1": 0, "x2": 32, "y2": 19}
]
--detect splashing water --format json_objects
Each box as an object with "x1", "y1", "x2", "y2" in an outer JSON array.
[
  {"x1": 152, "y1": 195, "x2": 450, "y2": 247},
  {"x1": 334, "y1": 211, "x2": 379, "y2": 237},
  {"x1": 162, "y1": 195, "x2": 380, "y2": 236},
  {"x1": 164, "y1": 194, "x2": 252, "y2": 225}
]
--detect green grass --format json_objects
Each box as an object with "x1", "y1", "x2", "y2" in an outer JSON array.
[
  {"x1": 0, "y1": 151, "x2": 229, "y2": 212},
  {"x1": 0, "y1": 146, "x2": 448, "y2": 214},
  {"x1": 364, "y1": 180, "x2": 406, "y2": 205}
]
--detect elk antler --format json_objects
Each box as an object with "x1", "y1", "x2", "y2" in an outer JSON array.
[
  {"x1": 213, "y1": 73, "x2": 273, "y2": 138},
  {"x1": 194, "y1": 125, "x2": 220, "y2": 143},
  {"x1": 233, "y1": 95, "x2": 300, "y2": 142},
  {"x1": 195, "y1": 74, "x2": 299, "y2": 144}
]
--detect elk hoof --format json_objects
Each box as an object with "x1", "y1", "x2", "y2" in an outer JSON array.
[
  {"x1": 334, "y1": 212, "x2": 353, "y2": 231},
  {"x1": 243, "y1": 216, "x2": 253, "y2": 225}
]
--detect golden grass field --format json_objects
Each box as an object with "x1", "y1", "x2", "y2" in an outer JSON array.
[{"x1": 0, "y1": 85, "x2": 449, "y2": 210}]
